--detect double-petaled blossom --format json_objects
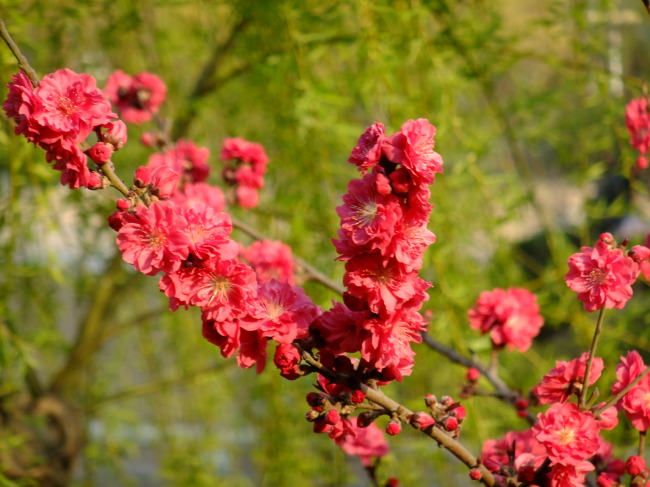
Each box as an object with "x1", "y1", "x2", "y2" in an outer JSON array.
[
  {"x1": 220, "y1": 137, "x2": 269, "y2": 209},
  {"x1": 116, "y1": 200, "x2": 191, "y2": 276},
  {"x1": 468, "y1": 287, "x2": 544, "y2": 352},
  {"x1": 335, "y1": 417, "x2": 389, "y2": 467},
  {"x1": 242, "y1": 240, "x2": 295, "y2": 285},
  {"x1": 104, "y1": 70, "x2": 166, "y2": 124},
  {"x1": 533, "y1": 352, "x2": 604, "y2": 404},
  {"x1": 611, "y1": 350, "x2": 650, "y2": 431},
  {"x1": 532, "y1": 402, "x2": 601, "y2": 466},
  {"x1": 625, "y1": 96, "x2": 650, "y2": 169},
  {"x1": 147, "y1": 139, "x2": 211, "y2": 188},
  {"x1": 4, "y1": 69, "x2": 119, "y2": 189},
  {"x1": 242, "y1": 279, "x2": 321, "y2": 344},
  {"x1": 348, "y1": 122, "x2": 385, "y2": 172},
  {"x1": 565, "y1": 239, "x2": 640, "y2": 312}
]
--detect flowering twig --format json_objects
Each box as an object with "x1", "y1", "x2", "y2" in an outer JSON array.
[
  {"x1": 297, "y1": 347, "x2": 496, "y2": 486},
  {"x1": 579, "y1": 306, "x2": 606, "y2": 408},
  {"x1": 594, "y1": 366, "x2": 650, "y2": 417},
  {"x1": 0, "y1": 18, "x2": 39, "y2": 86},
  {"x1": 420, "y1": 332, "x2": 536, "y2": 424}
]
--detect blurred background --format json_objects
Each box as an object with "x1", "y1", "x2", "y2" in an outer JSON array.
[{"x1": 1, "y1": 0, "x2": 649, "y2": 485}]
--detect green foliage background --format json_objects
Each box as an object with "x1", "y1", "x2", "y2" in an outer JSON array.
[{"x1": 0, "y1": 0, "x2": 649, "y2": 485}]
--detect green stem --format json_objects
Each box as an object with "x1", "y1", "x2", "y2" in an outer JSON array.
[
  {"x1": 594, "y1": 367, "x2": 650, "y2": 417},
  {"x1": 640, "y1": 430, "x2": 647, "y2": 457},
  {"x1": 579, "y1": 306, "x2": 606, "y2": 409}
]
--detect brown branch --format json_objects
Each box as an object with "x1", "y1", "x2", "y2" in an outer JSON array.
[
  {"x1": 0, "y1": 18, "x2": 39, "y2": 86},
  {"x1": 420, "y1": 332, "x2": 536, "y2": 424},
  {"x1": 298, "y1": 348, "x2": 496, "y2": 486}
]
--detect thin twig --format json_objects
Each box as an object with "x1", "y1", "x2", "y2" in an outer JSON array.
[
  {"x1": 0, "y1": 18, "x2": 39, "y2": 86},
  {"x1": 580, "y1": 307, "x2": 606, "y2": 408}
]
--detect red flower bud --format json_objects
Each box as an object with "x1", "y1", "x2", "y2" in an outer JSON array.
[
  {"x1": 469, "y1": 469, "x2": 482, "y2": 481},
  {"x1": 626, "y1": 455, "x2": 647, "y2": 476},
  {"x1": 599, "y1": 233, "x2": 616, "y2": 245},
  {"x1": 149, "y1": 165, "x2": 180, "y2": 199},
  {"x1": 306, "y1": 392, "x2": 323, "y2": 408},
  {"x1": 305, "y1": 409, "x2": 320, "y2": 422},
  {"x1": 86, "y1": 171, "x2": 104, "y2": 190},
  {"x1": 386, "y1": 478, "x2": 400, "y2": 487},
  {"x1": 443, "y1": 416, "x2": 459, "y2": 431},
  {"x1": 134, "y1": 166, "x2": 151, "y2": 188},
  {"x1": 101, "y1": 120, "x2": 128, "y2": 150},
  {"x1": 88, "y1": 142, "x2": 113, "y2": 164},
  {"x1": 386, "y1": 419, "x2": 402, "y2": 436},
  {"x1": 116, "y1": 199, "x2": 131, "y2": 211},
  {"x1": 324, "y1": 409, "x2": 340, "y2": 425},
  {"x1": 350, "y1": 390, "x2": 365, "y2": 404},
  {"x1": 514, "y1": 398, "x2": 529, "y2": 410},
  {"x1": 410, "y1": 412, "x2": 435, "y2": 430},
  {"x1": 424, "y1": 394, "x2": 438, "y2": 408},
  {"x1": 629, "y1": 245, "x2": 650, "y2": 263},
  {"x1": 313, "y1": 419, "x2": 332, "y2": 434},
  {"x1": 466, "y1": 367, "x2": 480, "y2": 382}
]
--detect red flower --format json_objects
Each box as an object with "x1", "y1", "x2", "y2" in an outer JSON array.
[
  {"x1": 348, "y1": 122, "x2": 385, "y2": 172},
  {"x1": 468, "y1": 287, "x2": 543, "y2": 352},
  {"x1": 611, "y1": 350, "x2": 650, "y2": 431},
  {"x1": 335, "y1": 417, "x2": 389, "y2": 467},
  {"x1": 105, "y1": 70, "x2": 166, "y2": 124},
  {"x1": 533, "y1": 352, "x2": 604, "y2": 404},
  {"x1": 532, "y1": 402, "x2": 601, "y2": 466},
  {"x1": 242, "y1": 240, "x2": 295, "y2": 285},
  {"x1": 565, "y1": 240, "x2": 640, "y2": 312},
  {"x1": 626, "y1": 96, "x2": 650, "y2": 156}
]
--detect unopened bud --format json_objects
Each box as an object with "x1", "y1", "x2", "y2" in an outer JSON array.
[
  {"x1": 469, "y1": 469, "x2": 482, "y2": 481},
  {"x1": 599, "y1": 233, "x2": 616, "y2": 245},
  {"x1": 386, "y1": 478, "x2": 400, "y2": 487},
  {"x1": 86, "y1": 172, "x2": 104, "y2": 190},
  {"x1": 88, "y1": 142, "x2": 113, "y2": 164},
  {"x1": 134, "y1": 166, "x2": 151, "y2": 188},
  {"x1": 629, "y1": 245, "x2": 650, "y2": 263},
  {"x1": 306, "y1": 392, "x2": 324, "y2": 408},
  {"x1": 466, "y1": 367, "x2": 480, "y2": 382},
  {"x1": 440, "y1": 395, "x2": 454, "y2": 407},
  {"x1": 424, "y1": 394, "x2": 438, "y2": 408},
  {"x1": 116, "y1": 199, "x2": 131, "y2": 211},
  {"x1": 350, "y1": 390, "x2": 365, "y2": 404},
  {"x1": 626, "y1": 455, "x2": 648, "y2": 477},
  {"x1": 410, "y1": 412, "x2": 435, "y2": 430},
  {"x1": 102, "y1": 120, "x2": 128, "y2": 150},
  {"x1": 514, "y1": 398, "x2": 529, "y2": 410},
  {"x1": 305, "y1": 409, "x2": 320, "y2": 422},
  {"x1": 324, "y1": 409, "x2": 340, "y2": 425},
  {"x1": 386, "y1": 419, "x2": 402, "y2": 436},
  {"x1": 443, "y1": 416, "x2": 459, "y2": 431}
]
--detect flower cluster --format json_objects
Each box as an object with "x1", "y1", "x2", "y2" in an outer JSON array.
[
  {"x1": 104, "y1": 70, "x2": 166, "y2": 124},
  {"x1": 625, "y1": 95, "x2": 650, "y2": 169},
  {"x1": 565, "y1": 234, "x2": 647, "y2": 312},
  {"x1": 611, "y1": 350, "x2": 650, "y2": 432},
  {"x1": 3, "y1": 69, "x2": 126, "y2": 189},
  {"x1": 468, "y1": 287, "x2": 543, "y2": 353},
  {"x1": 532, "y1": 352, "x2": 604, "y2": 404},
  {"x1": 314, "y1": 119, "x2": 441, "y2": 381},
  {"x1": 220, "y1": 137, "x2": 269, "y2": 209}
]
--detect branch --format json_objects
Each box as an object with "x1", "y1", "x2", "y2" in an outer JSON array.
[
  {"x1": 0, "y1": 18, "x2": 39, "y2": 86},
  {"x1": 298, "y1": 349, "x2": 496, "y2": 486},
  {"x1": 420, "y1": 332, "x2": 536, "y2": 424}
]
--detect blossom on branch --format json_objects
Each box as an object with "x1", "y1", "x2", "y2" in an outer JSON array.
[
  {"x1": 533, "y1": 352, "x2": 604, "y2": 404},
  {"x1": 220, "y1": 137, "x2": 269, "y2": 209},
  {"x1": 468, "y1": 287, "x2": 543, "y2": 352},
  {"x1": 104, "y1": 70, "x2": 166, "y2": 124},
  {"x1": 565, "y1": 239, "x2": 640, "y2": 312},
  {"x1": 625, "y1": 95, "x2": 650, "y2": 169}
]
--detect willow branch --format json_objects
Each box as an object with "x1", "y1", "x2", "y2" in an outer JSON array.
[{"x1": 0, "y1": 18, "x2": 39, "y2": 86}]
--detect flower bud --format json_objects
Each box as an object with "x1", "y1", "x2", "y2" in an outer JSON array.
[
  {"x1": 469, "y1": 469, "x2": 482, "y2": 481},
  {"x1": 313, "y1": 419, "x2": 332, "y2": 434},
  {"x1": 149, "y1": 165, "x2": 180, "y2": 199},
  {"x1": 424, "y1": 394, "x2": 438, "y2": 408},
  {"x1": 440, "y1": 395, "x2": 454, "y2": 407},
  {"x1": 324, "y1": 409, "x2": 340, "y2": 425},
  {"x1": 386, "y1": 419, "x2": 402, "y2": 436},
  {"x1": 134, "y1": 166, "x2": 151, "y2": 188},
  {"x1": 306, "y1": 392, "x2": 324, "y2": 408},
  {"x1": 86, "y1": 172, "x2": 104, "y2": 190},
  {"x1": 410, "y1": 412, "x2": 435, "y2": 430},
  {"x1": 626, "y1": 455, "x2": 647, "y2": 476},
  {"x1": 466, "y1": 367, "x2": 480, "y2": 382},
  {"x1": 514, "y1": 398, "x2": 529, "y2": 410},
  {"x1": 599, "y1": 233, "x2": 616, "y2": 245},
  {"x1": 116, "y1": 199, "x2": 131, "y2": 211},
  {"x1": 629, "y1": 245, "x2": 650, "y2": 263},
  {"x1": 350, "y1": 390, "x2": 365, "y2": 404},
  {"x1": 102, "y1": 120, "x2": 128, "y2": 150},
  {"x1": 637, "y1": 155, "x2": 648, "y2": 170},
  {"x1": 89, "y1": 142, "x2": 113, "y2": 164},
  {"x1": 386, "y1": 478, "x2": 400, "y2": 487},
  {"x1": 443, "y1": 416, "x2": 459, "y2": 431},
  {"x1": 305, "y1": 409, "x2": 320, "y2": 422}
]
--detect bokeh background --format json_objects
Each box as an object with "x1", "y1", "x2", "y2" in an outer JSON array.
[{"x1": 1, "y1": 0, "x2": 649, "y2": 485}]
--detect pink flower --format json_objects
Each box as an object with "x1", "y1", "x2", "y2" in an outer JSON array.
[
  {"x1": 171, "y1": 182, "x2": 226, "y2": 213},
  {"x1": 468, "y1": 287, "x2": 544, "y2": 352},
  {"x1": 221, "y1": 137, "x2": 269, "y2": 169},
  {"x1": 273, "y1": 343, "x2": 302, "y2": 380},
  {"x1": 626, "y1": 96, "x2": 650, "y2": 156},
  {"x1": 532, "y1": 402, "x2": 601, "y2": 466},
  {"x1": 383, "y1": 118, "x2": 444, "y2": 185},
  {"x1": 149, "y1": 164, "x2": 181, "y2": 199},
  {"x1": 243, "y1": 280, "x2": 320, "y2": 344},
  {"x1": 565, "y1": 239, "x2": 640, "y2": 312},
  {"x1": 334, "y1": 173, "x2": 403, "y2": 257},
  {"x1": 116, "y1": 201, "x2": 191, "y2": 276},
  {"x1": 311, "y1": 301, "x2": 371, "y2": 355},
  {"x1": 220, "y1": 137, "x2": 269, "y2": 209},
  {"x1": 533, "y1": 352, "x2": 604, "y2": 404},
  {"x1": 611, "y1": 350, "x2": 650, "y2": 431},
  {"x1": 34, "y1": 68, "x2": 115, "y2": 143},
  {"x1": 242, "y1": 240, "x2": 295, "y2": 285},
  {"x1": 343, "y1": 254, "x2": 430, "y2": 316},
  {"x1": 348, "y1": 122, "x2": 386, "y2": 172},
  {"x1": 335, "y1": 417, "x2": 389, "y2": 467},
  {"x1": 105, "y1": 70, "x2": 166, "y2": 124},
  {"x1": 147, "y1": 139, "x2": 210, "y2": 185},
  {"x1": 548, "y1": 461, "x2": 595, "y2": 487}
]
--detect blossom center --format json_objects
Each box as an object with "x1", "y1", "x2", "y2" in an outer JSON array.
[
  {"x1": 147, "y1": 230, "x2": 166, "y2": 249},
  {"x1": 264, "y1": 299, "x2": 285, "y2": 319},
  {"x1": 57, "y1": 95, "x2": 79, "y2": 117},
  {"x1": 586, "y1": 268, "x2": 607, "y2": 288},
  {"x1": 209, "y1": 275, "x2": 232, "y2": 303},
  {"x1": 555, "y1": 428, "x2": 575, "y2": 445},
  {"x1": 351, "y1": 198, "x2": 378, "y2": 227},
  {"x1": 369, "y1": 266, "x2": 393, "y2": 284}
]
